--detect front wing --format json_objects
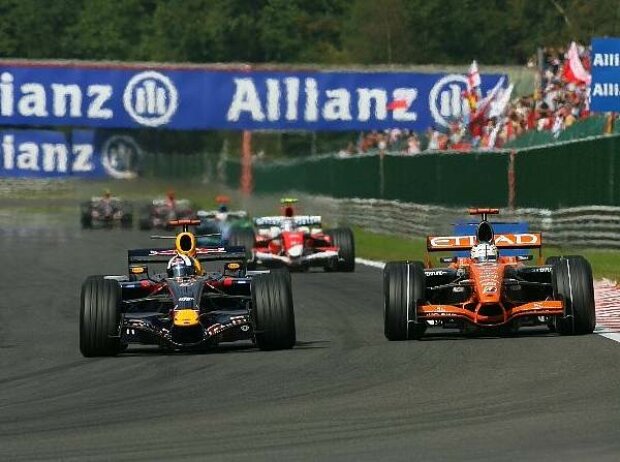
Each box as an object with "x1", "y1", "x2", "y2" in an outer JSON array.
[{"x1": 417, "y1": 300, "x2": 563, "y2": 326}]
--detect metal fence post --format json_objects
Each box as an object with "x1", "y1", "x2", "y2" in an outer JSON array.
[
  {"x1": 241, "y1": 130, "x2": 253, "y2": 196},
  {"x1": 508, "y1": 150, "x2": 516, "y2": 209}
]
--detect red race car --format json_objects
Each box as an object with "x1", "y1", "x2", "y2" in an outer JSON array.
[{"x1": 252, "y1": 199, "x2": 355, "y2": 272}]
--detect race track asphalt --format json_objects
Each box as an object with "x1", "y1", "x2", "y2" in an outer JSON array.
[{"x1": 1, "y1": 222, "x2": 619, "y2": 461}]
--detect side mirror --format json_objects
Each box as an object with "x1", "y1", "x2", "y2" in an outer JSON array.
[
  {"x1": 439, "y1": 256, "x2": 457, "y2": 264},
  {"x1": 516, "y1": 255, "x2": 533, "y2": 261}
]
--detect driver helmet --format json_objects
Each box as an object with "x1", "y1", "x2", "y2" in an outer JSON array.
[
  {"x1": 103, "y1": 189, "x2": 111, "y2": 199},
  {"x1": 215, "y1": 204, "x2": 229, "y2": 222},
  {"x1": 282, "y1": 218, "x2": 295, "y2": 232},
  {"x1": 470, "y1": 243, "x2": 498, "y2": 262},
  {"x1": 167, "y1": 254, "x2": 195, "y2": 278}
]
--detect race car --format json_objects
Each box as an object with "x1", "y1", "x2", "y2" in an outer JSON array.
[
  {"x1": 251, "y1": 198, "x2": 355, "y2": 272},
  {"x1": 80, "y1": 191, "x2": 133, "y2": 229},
  {"x1": 384, "y1": 208, "x2": 596, "y2": 340},
  {"x1": 79, "y1": 219, "x2": 296, "y2": 356},
  {"x1": 138, "y1": 191, "x2": 194, "y2": 230},
  {"x1": 195, "y1": 195, "x2": 255, "y2": 255}
]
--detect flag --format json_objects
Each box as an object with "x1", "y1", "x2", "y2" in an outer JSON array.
[
  {"x1": 489, "y1": 83, "x2": 514, "y2": 119},
  {"x1": 563, "y1": 41, "x2": 591, "y2": 84},
  {"x1": 468, "y1": 60, "x2": 481, "y2": 91},
  {"x1": 473, "y1": 76, "x2": 506, "y2": 120}
]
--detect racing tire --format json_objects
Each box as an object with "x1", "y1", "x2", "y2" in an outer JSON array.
[
  {"x1": 384, "y1": 261, "x2": 427, "y2": 341},
  {"x1": 545, "y1": 256, "x2": 560, "y2": 267},
  {"x1": 327, "y1": 228, "x2": 355, "y2": 272},
  {"x1": 80, "y1": 276, "x2": 122, "y2": 357},
  {"x1": 138, "y1": 217, "x2": 152, "y2": 231},
  {"x1": 81, "y1": 212, "x2": 93, "y2": 229},
  {"x1": 121, "y1": 214, "x2": 133, "y2": 229},
  {"x1": 251, "y1": 269, "x2": 296, "y2": 350},
  {"x1": 550, "y1": 256, "x2": 596, "y2": 335},
  {"x1": 229, "y1": 227, "x2": 256, "y2": 263}
]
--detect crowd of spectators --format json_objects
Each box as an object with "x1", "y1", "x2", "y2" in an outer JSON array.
[{"x1": 340, "y1": 42, "x2": 598, "y2": 156}]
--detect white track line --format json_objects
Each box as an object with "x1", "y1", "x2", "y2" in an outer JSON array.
[
  {"x1": 355, "y1": 257, "x2": 385, "y2": 269},
  {"x1": 356, "y1": 257, "x2": 620, "y2": 344}
]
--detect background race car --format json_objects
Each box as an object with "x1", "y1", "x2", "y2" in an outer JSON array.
[
  {"x1": 384, "y1": 208, "x2": 596, "y2": 340},
  {"x1": 251, "y1": 199, "x2": 355, "y2": 272},
  {"x1": 138, "y1": 196, "x2": 194, "y2": 230},
  {"x1": 195, "y1": 195, "x2": 256, "y2": 255},
  {"x1": 80, "y1": 194, "x2": 133, "y2": 229},
  {"x1": 79, "y1": 219, "x2": 296, "y2": 355}
]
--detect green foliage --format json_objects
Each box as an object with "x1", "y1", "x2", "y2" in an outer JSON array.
[
  {"x1": 353, "y1": 227, "x2": 620, "y2": 280},
  {"x1": 0, "y1": 0, "x2": 617, "y2": 64}
]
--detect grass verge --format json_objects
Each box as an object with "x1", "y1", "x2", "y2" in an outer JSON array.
[{"x1": 353, "y1": 227, "x2": 620, "y2": 281}]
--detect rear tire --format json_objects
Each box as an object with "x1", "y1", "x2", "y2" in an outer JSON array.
[
  {"x1": 121, "y1": 214, "x2": 133, "y2": 229},
  {"x1": 81, "y1": 212, "x2": 93, "y2": 229},
  {"x1": 251, "y1": 269, "x2": 296, "y2": 350},
  {"x1": 229, "y1": 227, "x2": 256, "y2": 263},
  {"x1": 327, "y1": 228, "x2": 355, "y2": 272},
  {"x1": 384, "y1": 261, "x2": 427, "y2": 341},
  {"x1": 80, "y1": 276, "x2": 122, "y2": 357},
  {"x1": 550, "y1": 256, "x2": 596, "y2": 335},
  {"x1": 138, "y1": 217, "x2": 152, "y2": 230}
]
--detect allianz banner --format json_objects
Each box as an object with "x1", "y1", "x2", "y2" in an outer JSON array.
[
  {"x1": 0, "y1": 129, "x2": 142, "y2": 178},
  {"x1": 0, "y1": 62, "x2": 505, "y2": 131},
  {"x1": 591, "y1": 37, "x2": 620, "y2": 112}
]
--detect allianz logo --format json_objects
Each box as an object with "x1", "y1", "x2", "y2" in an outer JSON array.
[
  {"x1": 0, "y1": 132, "x2": 141, "y2": 176},
  {"x1": 0, "y1": 70, "x2": 178, "y2": 127},
  {"x1": 429, "y1": 74, "x2": 470, "y2": 129},
  {"x1": 227, "y1": 77, "x2": 419, "y2": 122},
  {"x1": 1, "y1": 134, "x2": 94, "y2": 173}
]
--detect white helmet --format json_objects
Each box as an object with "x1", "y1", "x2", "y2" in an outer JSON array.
[{"x1": 471, "y1": 243, "x2": 498, "y2": 262}]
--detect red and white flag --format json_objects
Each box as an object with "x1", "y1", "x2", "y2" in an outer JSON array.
[
  {"x1": 563, "y1": 41, "x2": 591, "y2": 84},
  {"x1": 468, "y1": 60, "x2": 481, "y2": 91},
  {"x1": 473, "y1": 76, "x2": 505, "y2": 119},
  {"x1": 489, "y1": 83, "x2": 514, "y2": 119}
]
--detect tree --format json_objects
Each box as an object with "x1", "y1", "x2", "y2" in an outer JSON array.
[
  {"x1": 63, "y1": 0, "x2": 152, "y2": 60},
  {"x1": 342, "y1": 0, "x2": 413, "y2": 64}
]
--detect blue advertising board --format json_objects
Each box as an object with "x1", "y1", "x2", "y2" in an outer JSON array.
[
  {"x1": 0, "y1": 129, "x2": 142, "y2": 178},
  {"x1": 591, "y1": 37, "x2": 620, "y2": 112},
  {"x1": 454, "y1": 221, "x2": 529, "y2": 257},
  {"x1": 0, "y1": 62, "x2": 505, "y2": 131}
]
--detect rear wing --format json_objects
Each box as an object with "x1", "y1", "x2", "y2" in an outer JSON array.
[
  {"x1": 427, "y1": 233, "x2": 542, "y2": 252},
  {"x1": 91, "y1": 196, "x2": 122, "y2": 202},
  {"x1": 197, "y1": 210, "x2": 248, "y2": 219},
  {"x1": 152, "y1": 198, "x2": 191, "y2": 207},
  {"x1": 128, "y1": 246, "x2": 247, "y2": 264},
  {"x1": 254, "y1": 215, "x2": 322, "y2": 227}
]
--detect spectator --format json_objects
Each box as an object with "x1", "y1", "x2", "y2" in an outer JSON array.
[
  {"x1": 341, "y1": 41, "x2": 599, "y2": 155},
  {"x1": 405, "y1": 134, "x2": 421, "y2": 154}
]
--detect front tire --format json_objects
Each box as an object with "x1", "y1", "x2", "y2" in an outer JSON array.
[
  {"x1": 384, "y1": 261, "x2": 427, "y2": 341},
  {"x1": 550, "y1": 256, "x2": 596, "y2": 335},
  {"x1": 251, "y1": 269, "x2": 296, "y2": 350},
  {"x1": 80, "y1": 276, "x2": 122, "y2": 357},
  {"x1": 327, "y1": 228, "x2": 355, "y2": 272}
]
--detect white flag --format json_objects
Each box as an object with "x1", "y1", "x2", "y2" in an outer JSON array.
[{"x1": 468, "y1": 60, "x2": 481, "y2": 91}]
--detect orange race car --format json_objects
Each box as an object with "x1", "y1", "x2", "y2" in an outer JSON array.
[{"x1": 384, "y1": 208, "x2": 596, "y2": 340}]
